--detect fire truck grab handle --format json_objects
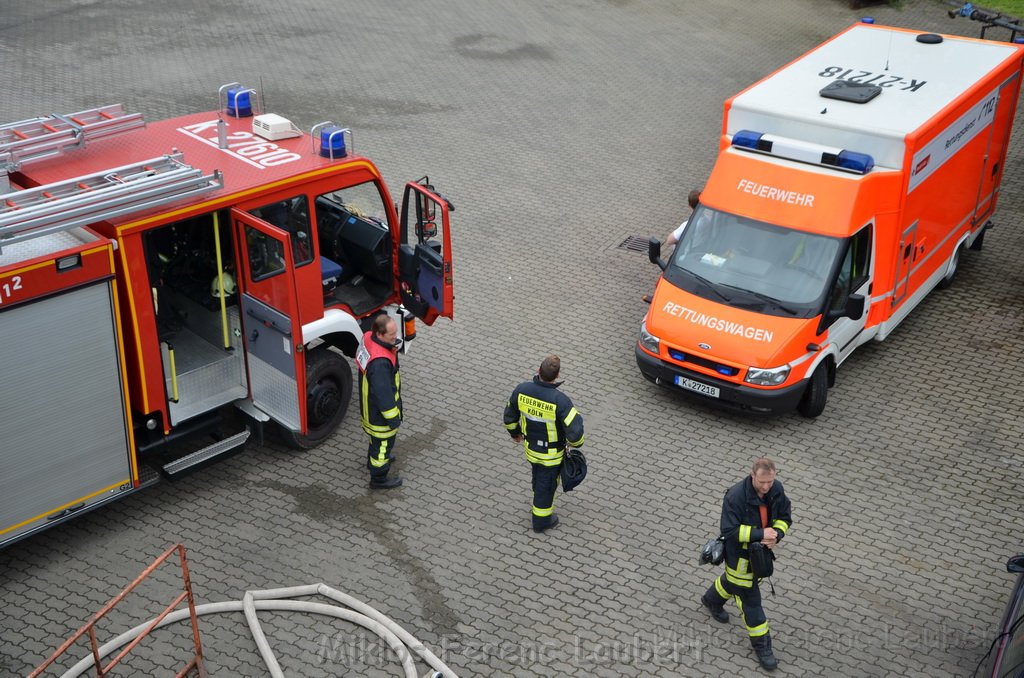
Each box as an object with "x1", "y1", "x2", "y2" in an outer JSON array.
[{"x1": 46, "y1": 503, "x2": 85, "y2": 521}]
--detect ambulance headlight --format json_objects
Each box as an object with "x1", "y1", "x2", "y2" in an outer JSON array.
[
  {"x1": 744, "y1": 365, "x2": 790, "y2": 386},
  {"x1": 639, "y1": 322, "x2": 661, "y2": 354}
]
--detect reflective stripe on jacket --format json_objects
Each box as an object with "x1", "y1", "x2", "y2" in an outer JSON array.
[
  {"x1": 720, "y1": 476, "x2": 792, "y2": 588},
  {"x1": 503, "y1": 376, "x2": 584, "y2": 466},
  {"x1": 357, "y1": 331, "x2": 401, "y2": 438}
]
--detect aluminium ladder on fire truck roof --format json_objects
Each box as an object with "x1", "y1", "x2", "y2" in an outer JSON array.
[
  {"x1": 0, "y1": 153, "x2": 223, "y2": 254},
  {"x1": 0, "y1": 104, "x2": 145, "y2": 171}
]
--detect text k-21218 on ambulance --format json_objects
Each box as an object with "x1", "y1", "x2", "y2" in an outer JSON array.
[{"x1": 636, "y1": 22, "x2": 1023, "y2": 417}]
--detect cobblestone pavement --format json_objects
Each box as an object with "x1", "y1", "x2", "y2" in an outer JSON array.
[{"x1": 2, "y1": 1, "x2": 1023, "y2": 676}]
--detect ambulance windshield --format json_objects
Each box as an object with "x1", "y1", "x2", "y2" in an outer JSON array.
[{"x1": 666, "y1": 205, "x2": 841, "y2": 318}]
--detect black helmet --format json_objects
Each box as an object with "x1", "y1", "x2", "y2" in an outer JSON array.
[
  {"x1": 699, "y1": 536, "x2": 725, "y2": 566},
  {"x1": 560, "y1": 447, "x2": 587, "y2": 492}
]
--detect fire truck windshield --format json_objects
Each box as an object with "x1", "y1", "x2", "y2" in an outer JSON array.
[{"x1": 664, "y1": 206, "x2": 842, "y2": 318}]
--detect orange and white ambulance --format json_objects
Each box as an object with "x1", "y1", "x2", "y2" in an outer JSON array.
[{"x1": 636, "y1": 23, "x2": 1024, "y2": 417}]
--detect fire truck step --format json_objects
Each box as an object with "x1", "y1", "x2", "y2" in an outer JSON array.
[{"x1": 161, "y1": 429, "x2": 250, "y2": 479}]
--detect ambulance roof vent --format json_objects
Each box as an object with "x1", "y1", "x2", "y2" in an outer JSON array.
[
  {"x1": 731, "y1": 130, "x2": 874, "y2": 174},
  {"x1": 819, "y1": 79, "x2": 882, "y2": 104}
]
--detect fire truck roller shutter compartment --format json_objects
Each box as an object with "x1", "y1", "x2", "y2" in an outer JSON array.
[{"x1": 0, "y1": 280, "x2": 133, "y2": 546}]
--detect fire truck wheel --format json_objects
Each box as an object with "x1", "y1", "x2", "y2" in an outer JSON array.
[
  {"x1": 280, "y1": 347, "x2": 352, "y2": 450},
  {"x1": 937, "y1": 243, "x2": 964, "y2": 290},
  {"x1": 796, "y1": 363, "x2": 828, "y2": 418}
]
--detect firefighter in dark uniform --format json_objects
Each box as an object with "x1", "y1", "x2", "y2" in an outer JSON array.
[
  {"x1": 701, "y1": 457, "x2": 792, "y2": 671},
  {"x1": 357, "y1": 314, "x2": 403, "y2": 489},
  {"x1": 503, "y1": 356, "x2": 584, "y2": 533}
]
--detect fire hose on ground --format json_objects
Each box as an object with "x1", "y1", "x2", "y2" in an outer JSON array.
[{"x1": 60, "y1": 583, "x2": 457, "y2": 678}]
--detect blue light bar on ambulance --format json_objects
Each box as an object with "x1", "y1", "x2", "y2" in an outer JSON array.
[{"x1": 730, "y1": 129, "x2": 874, "y2": 174}]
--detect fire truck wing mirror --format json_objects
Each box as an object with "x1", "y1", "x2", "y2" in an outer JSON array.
[
  {"x1": 417, "y1": 190, "x2": 436, "y2": 222},
  {"x1": 649, "y1": 237, "x2": 667, "y2": 270},
  {"x1": 418, "y1": 220, "x2": 437, "y2": 239}
]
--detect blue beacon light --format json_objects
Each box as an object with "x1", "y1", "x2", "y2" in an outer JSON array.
[
  {"x1": 226, "y1": 88, "x2": 253, "y2": 117},
  {"x1": 319, "y1": 125, "x2": 347, "y2": 158}
]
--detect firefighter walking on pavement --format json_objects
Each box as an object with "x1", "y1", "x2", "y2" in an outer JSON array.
[
  {"x1": 357, "y1": 314, "x2": 404, "y2": 489},
  {"x1": 702, "y1": 457, "x2": 792, "y2": 671},
  {"x1": 503, "y1": 356, "x2": 585, "y2": 533}
]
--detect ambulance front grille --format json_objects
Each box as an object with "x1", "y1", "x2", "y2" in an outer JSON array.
[{"x1": 667, "y1": 348, "x2": 739, "y2": 377}]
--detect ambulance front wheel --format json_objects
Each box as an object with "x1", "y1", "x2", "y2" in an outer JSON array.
[
  {"x1": 797, "y1": 364, "x2": 828, "y2": 418},
  {"x1": 280, "y1": 347, "x2": 353, "y2": 450}
]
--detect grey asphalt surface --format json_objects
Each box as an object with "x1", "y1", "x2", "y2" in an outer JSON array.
[{"x1": 2, "y1": 1, "x2": 1024, "y2": 676}]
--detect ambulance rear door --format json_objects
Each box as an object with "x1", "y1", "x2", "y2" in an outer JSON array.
[
  {"x1": 973, "y1": 74, "x2": 1020, "y2": 226},
  {"x1": 232, "y1": 208, "x2": 304, "y2": 432}
]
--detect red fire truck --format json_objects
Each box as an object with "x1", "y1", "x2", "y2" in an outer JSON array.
[{"x1": 0, "y1": 84, "x2": 455, "y2": 547}]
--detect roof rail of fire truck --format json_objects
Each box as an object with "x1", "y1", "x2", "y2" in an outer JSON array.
[
  {"x1": 0, "y1": 104, "x2": 145, "y2": 172},
  {"x1": 0, "y1": 153, "x2": 222, "y2": 254}
]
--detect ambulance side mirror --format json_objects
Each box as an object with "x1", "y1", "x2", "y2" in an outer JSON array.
[
  {"x1": 845, "y1": 294, "x2": 866, "y2": 320},
  {"x1": 825, "y1": 293, "x2": 865, "y2": 326},
  {"x1": 649, "y1": 238, "x2": 667, "y2": 270}
]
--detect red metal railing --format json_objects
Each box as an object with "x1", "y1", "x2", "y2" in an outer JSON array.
[{"x1": 29, "y1": 543, "x2": 206, "y2": 678}]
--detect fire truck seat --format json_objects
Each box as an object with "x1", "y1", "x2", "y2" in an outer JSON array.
[{"x1": 320, "y1": 256, "x2": 343, "y2": 294}]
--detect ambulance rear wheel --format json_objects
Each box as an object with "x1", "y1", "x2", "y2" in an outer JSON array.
[
  {"x1": 797, "y1": 364, "x2": 828, "y2": 418},
  {"x1": 937, "y1": 243, "x2": 964, "y2": 290},
  {"x1": 280, "y1": 347, "x2": 352, "y2": 450},
  {"x1": 969, "y1": 229, "x2": 985, "y2": 251}
]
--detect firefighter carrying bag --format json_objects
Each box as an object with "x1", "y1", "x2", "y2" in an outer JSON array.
[
  {"x1": 560, "y1": 447, "x2": 587, "y2": 491},
  {"x1": 749, "y1": 503, "x2": 775, "y2": 578},
  {"x1": 748, "y1": 542, "x2": 775, "y2": 578}
]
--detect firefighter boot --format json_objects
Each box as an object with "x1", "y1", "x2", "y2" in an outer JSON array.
[
  {"x1": 370, "y1": 475, "x2": 403, "y2": 489},
  {"x1": 532, "y1": 514, "x2": 559, "y2": 533},
  {"x1": 751, "y1": 633, "x2": 778, "y2": 671},
  {"x1": 701, "y1": 591, "x2": 730, "y2": 623}
]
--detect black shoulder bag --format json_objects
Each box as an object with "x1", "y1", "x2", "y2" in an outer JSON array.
[{"x1": 749, "y1": 504, "x2": 776, "y2": 594}]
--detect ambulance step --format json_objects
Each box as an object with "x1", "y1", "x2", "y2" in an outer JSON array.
[
  {"x1": 0, "y1": 153, "x2": 222, "y2": 251},
  {"x1": 0, "y1": 104, "x2": 144, "y2": 169},
  {"x1": 160, "y1": 429, "x2": 250, "y2": 479}
]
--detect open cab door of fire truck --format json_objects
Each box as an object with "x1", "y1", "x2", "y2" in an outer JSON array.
[
  {"x1": 231, "y1": 208, "x2": 305, "y2": 433},
  {"x1": 399, "y1": 179, "x2": 454, "y2": 323}
]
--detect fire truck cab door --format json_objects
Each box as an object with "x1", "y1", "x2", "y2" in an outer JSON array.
[
  {"x1": 232, "y1": 208, "x2": 304, "y2": 432},
  {"x1": 398, "y1": 182, "x2": 454, "y2": 323}
]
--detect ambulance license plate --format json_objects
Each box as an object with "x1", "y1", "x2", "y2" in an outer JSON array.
[{"x1": 674, "y1": 375, "x2": 720, "y2": 398}]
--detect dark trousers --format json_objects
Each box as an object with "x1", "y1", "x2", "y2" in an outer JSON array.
[
  {"x1": 704, "y1": 572, "x2": 769, "y2": 639},
  {"x1": 531, "y1": 463, "x2": 561, "y2": 529},
  {"x1": 367, "y1": 436, "x2": 396, "y2": 480}
]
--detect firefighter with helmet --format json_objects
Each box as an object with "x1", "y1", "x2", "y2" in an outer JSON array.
[{"x1": 356, "y1": 314, "x2": 404, "y2": 489}]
